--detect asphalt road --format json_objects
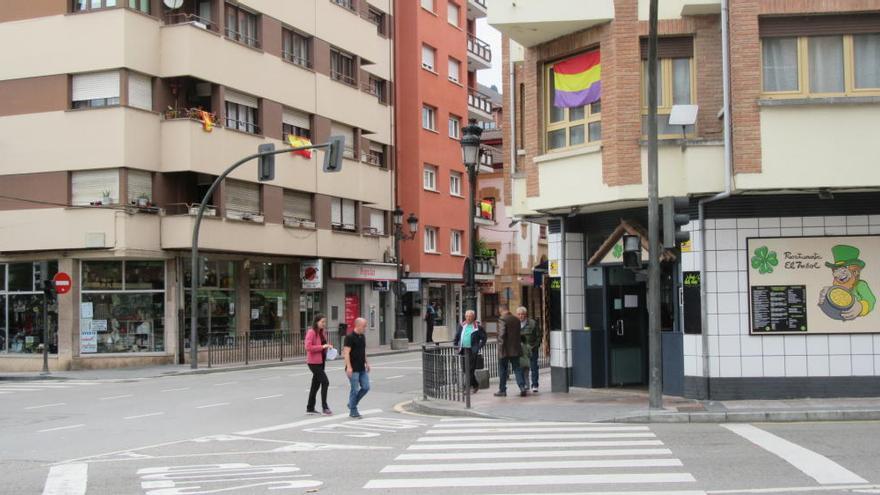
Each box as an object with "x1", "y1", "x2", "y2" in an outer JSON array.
[{"x1": 3, "y1": 354, "x2": 880, "y2": 495}]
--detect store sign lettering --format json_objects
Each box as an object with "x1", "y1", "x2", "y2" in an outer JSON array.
[{"x1": 782, "y1": 251, "x2": 823, "y2": 270}]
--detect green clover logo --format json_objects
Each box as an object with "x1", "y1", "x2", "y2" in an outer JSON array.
[
  {"x1": 751, "y1": 246, "x2": 779, "y2": 274},
  {"x1": 612, "y1": 243, "x2": 623, "y2": 259}
]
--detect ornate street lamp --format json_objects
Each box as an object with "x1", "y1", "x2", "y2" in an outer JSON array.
[
  {"x1": 460, "y1": 122, "x2": 483, "y2": 314},
  {"x1": 391, "y1": 205, "x2": 418, "y2": 350}
]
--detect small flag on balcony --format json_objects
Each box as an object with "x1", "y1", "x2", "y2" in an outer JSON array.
[
  {"x1": 287, "y1": 135, "x2": 313, "y2": 159},
  {"x1": 198, "y1": 110, "x2": 214, "y2": 132},
  {"x1": 553, "y1": 49, "x2": 600, "y2": 108}
]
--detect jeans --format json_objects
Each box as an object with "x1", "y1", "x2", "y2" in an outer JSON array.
[
  {"x1": 528, "y1": 346, "x2": 540, "y2": 388},
  {"x1": 307, "y1": 363, "x2": 329, "y2": 411},
  {"x1": 348, "y1": 371, "x2": 371, "y2": 412},
  {"x1": 498, "y1": 356, "x2": 526, "y2": 393}
]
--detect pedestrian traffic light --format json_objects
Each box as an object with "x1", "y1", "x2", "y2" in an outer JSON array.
[
  {"x1": 258, "y1": 143, "x2": 275, "y2": 181},
  {"x1": 662, "y1": 196, "x2": 691, "y2": 248},
  {"x1": 622, "y1": 234, "x2": 642, "y2": 270},
  {"x1": 323, "y1": 135, "x2": 345, "y2": 173},
  {"x1": 42, "y1": 279, "x2": 55, "y2": 297}
]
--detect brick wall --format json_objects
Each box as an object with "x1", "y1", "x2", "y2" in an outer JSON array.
[
  {"x1": 694, "y1": 15, "x2": 723, "y2": 139},
  {"x1": 729, "y1": 0, "x2": 762, "y2": 174}
]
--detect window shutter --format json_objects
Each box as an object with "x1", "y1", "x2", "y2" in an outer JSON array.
[
  {"x1": 342, "y1": 199, "x2": 356, "y2": 229},
  {"x1": 72, "y1": 71, "x2": 120, "y2": 101},
  {"x1": 72, "y1": 169, "x2": 120, "y2": 205},
  {"x1": 331, "y1": 198, "x2": 342, "y2": 224},
  {"x1": 225, "y1": 179, "x2": 260, "y2": 215},
  {"x1": 282, "y1": 108, "x2": 310, "y2": 129},
  {"x1": 422, "y1": 45, "x2": 435, "y2": 69},
  {"x1": 639, "y1": 37, "x2": 694, "y2": 59},
  {"x1": 369, "y1": 141, "x2": 383, "y2": 153},
  {"x1": 128, "y1": 73, "x2": 152, "y2": 111},
  {"x1": 760, "y1": 14, "x2": 880, "y2": 37},
  {"x1": 448, "y1": 58, "x2": 460, "y2": 82},
  {"x1": 447, "y1": 3, "x2": 459, "y2": 25},
  {"x1": 370, "y1": 210, "x2": 385, "y2": 235},
  {"x1": 126, "y1": 169, "x2": 153, "y2": 203},
  {"x1": 283, "y1": 190, "x2": 312, "y2": 221},
  {"x1": 225, "y1": 90, "x2": 258, "y2": 108}
]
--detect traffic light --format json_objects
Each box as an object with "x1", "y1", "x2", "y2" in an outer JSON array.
[
  {"x1": 258, "y1": 143, "x2": 275, "y2": 181},
  {"x1": 622, "y1": 234, "x2": 642, "y2": 270},
  {"x1": 662, "y1": 196, "x2": 691, "y2": 248},
  {"x1": 323, "y1": 135, "x2": 345, "y2": 173}
]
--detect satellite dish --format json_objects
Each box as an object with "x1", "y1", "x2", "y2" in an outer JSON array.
[{"x1": 163, "y1": 0, "x2": 184, "y2": 9}]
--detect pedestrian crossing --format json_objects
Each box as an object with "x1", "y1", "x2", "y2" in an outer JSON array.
[
  {"x1": 364, "y1": 418, "x2": 697, "y2": 493},
  {"x1": 0, "y1": 381, "x2": 101, "y2": 395}
]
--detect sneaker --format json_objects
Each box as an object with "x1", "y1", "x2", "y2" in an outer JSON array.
[
  {"x1": 493, "y1": 391, "x2": 507, "y2": 397},
  {"x1": 532, "y1": 387, "x2": 539, "y2": 394},
  {"x1": 306, "y1": 408, "x2": 318, "y2": 415},
  {"x1": 322, "y1": 408, "x2": 333, "y2": 416},
  {"x1": 350, "y1": 409, "x2": 362, "y2": 419}
]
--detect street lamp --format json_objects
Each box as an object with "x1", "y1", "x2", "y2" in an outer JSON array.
[
  {"x1": 391, "y1": 206, "x2": 418, "y2": 350},
  {"x1": 460, "y1": 122, "x2": 483, "y2": 314}
]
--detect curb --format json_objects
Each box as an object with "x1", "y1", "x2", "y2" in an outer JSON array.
[
  {"x1": 604, "y1": 408, "x2": 880, "y2": 423},
  {"x1": 405, "y1": 399, "x2": 502, "y2": 419}
]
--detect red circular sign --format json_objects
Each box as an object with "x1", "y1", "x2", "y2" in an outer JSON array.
[{"x1": 53, "y1": 272, "x2": 72, "y2": 295}]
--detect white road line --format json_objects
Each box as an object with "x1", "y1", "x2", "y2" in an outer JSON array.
[
  {"x1": 99, "y1": 394, "x2": 133, "y2": 401},
  {"x1": 1, "y1": 384, "x2": 68, "y2": 389},
  {"x1": 396, "y1": 448, "x2": 673, "y2": 461},
  {"x1": 195, "y1": 402, "x2": 230, "y2": 409},
  {"x1": 364, "y1": 473, "x2": 696, "y2": 489},
  {"x1": 260, "y1": 376, "x2": 281, "y2": 381},
  {"x1": 484, "y1": 491, "x2": 706, "y2": 495},
  {"x1": 385, "y1": 375, "x2": 405, "y2": 380},
  {"x1": 160, "y1": 387, "x2": 189, "y2": 393},
  {"x1": 426, "y1": 426, "x2": 650, "y2": 434},
  {"x1": 235, "y1": 408, "x2": 383, "y2": 435},
  {"x1": 440, "y1": 417, "x2": 501, "y2": 422},
  {"x1": 432, "y1": 421, "x2": 615, "y2": 428},
  {"x1": 124, "y1": 412, "x2": 165, "y2": 420},
  {"x1": 417, "y1": 432, "x2": 656, "y2": 442},
  {"x1": 723, "y1": 424, "x2": 867, "y2": 485},
  {"x1": 382, "y1": 458, "x2": 683, "y2": 473},
  {"x1": 707, "y1": 484, "x2": 880, "y2": 494},
  {"x1": 213, "y1": 381, "x2": 238, "y2": 386},
  {"x1": 0, "y1": 388, "x2": 41, "y2": 392},
  {"x1": 408, "y1": 440, "x2": 664, "y2": 450},
  {"x1": 25, "y1": 403, "x2": 66, "y2": 410},
  {"x1": 42, "y1": 463, "x2": 87, "y2": 495},
  {"x1": 254, "y1": 394, "x2": 283, "y2": 400},
  {"x1": 38, "y1": 424, "x2": 85, "y2": 433}
]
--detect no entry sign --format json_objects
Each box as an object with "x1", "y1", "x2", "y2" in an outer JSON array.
[{"x1": 53, "y1": 272, "x2": 72, "y2": 295}]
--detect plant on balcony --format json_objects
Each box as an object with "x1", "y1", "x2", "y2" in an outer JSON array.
[{"x1": 101, "y1": 189, "x2": 112, "y2": 205}]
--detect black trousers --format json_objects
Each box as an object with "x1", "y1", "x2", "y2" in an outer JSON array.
[
  {"x1": 307, "y1": 362, "x2": 329, "y2": 410},
  {"x1": 462, "y1": 349, "x2": 479, "y2": 389},
  {"x1": 426, "y1": 323, "x2": 434, "y2": 343}
]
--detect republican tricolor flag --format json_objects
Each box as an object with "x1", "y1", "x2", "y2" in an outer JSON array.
[
  {"x1": 553, "y1": 50, "x2": 601, "y2": 108},
  {"x1": 287, "y1": 134, "x2": 313, "y2": 159}
]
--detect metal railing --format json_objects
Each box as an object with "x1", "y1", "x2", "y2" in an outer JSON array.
[
  {"x1": 468, "y1": 89, "x2": 493, "y2": 115},
  {"x1": 207, "y1": 330, "x2": 304, "y2": 367},
  {"x1": 470, "y1": 0, "x2": 487, "y2": 8},
  {"x1": 165, "y1": 12, "x2": 217, "y2": 31},
  {"x1": 467, "y1": 33, "x2": 492, "y2": 64},
  {"x1": 164, "y1": 108, "x2": 217, "y2": 123}
]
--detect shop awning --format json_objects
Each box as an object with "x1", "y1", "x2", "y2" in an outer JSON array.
[{"x1": 587, "y1": 220, "x2": 677, "y2": 266}]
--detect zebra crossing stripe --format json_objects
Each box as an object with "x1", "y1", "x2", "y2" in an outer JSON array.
[
  {"x1": 432, "y1": 421, "x2": 624, "y2": 428},
  {"x1": 407, "y1": 440, "x2": 665, "y2": 450},
  {"x1": 482, "y1": 491, "x2": 707, "y2": 495},
  {"x1": 426, "y1": 426, "x2": 650, "y2": 434},
  {"x1": 416, "y1": 432, "x2": 656, "y2": 442},
  {"x1": 439, "y1": 418, "x2": 501, "y2": 422},
  {"x1": 396, "y1": 448, "x2": 673, "y2": 461},
  {"x1": 380, "y1": 458, "x2": 683, "y2": 473},
  {"x1": 364, "y1": 472, "x2": 696, "y2": 489}
]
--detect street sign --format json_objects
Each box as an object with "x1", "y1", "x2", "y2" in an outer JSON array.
[{"x1": 53, "y1": 272, "x2": 72, "y2": 294}]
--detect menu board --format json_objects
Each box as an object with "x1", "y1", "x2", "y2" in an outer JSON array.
[{"x1": 751, "y1": 285, "x2": 807, "y2": 332}]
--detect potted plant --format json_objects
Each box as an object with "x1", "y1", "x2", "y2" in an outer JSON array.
[
  {"x1": 136, "y1": 193, "x2": 150, "y2": 208},
  {"x1": 101, "y1": 189, "x2": 112, "y2": 205}
]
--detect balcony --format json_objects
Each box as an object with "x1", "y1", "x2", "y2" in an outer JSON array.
[
  {"x1": 474, "y1": 256, "x2": 496, "y2": 281},
  {"x1": 468, "y1": 88, "x2": 493, "y2": 123},
  {"x1": 164, "y1": 11, "x2": 218, "y2": 33},
  {"x1": 466, "y1": 33, "x2": 492, "y2": 71},
  {"x1": 467, "y1": 0, "x2": 487, "y2": 19},
  {"x1": 680, "y1": 0, "x2": 721, "y2": 15},
  {"x1": 488, "y1": 0, "x2": 614, "y2": 48}
]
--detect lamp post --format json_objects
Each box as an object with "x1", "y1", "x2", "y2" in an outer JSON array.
[
  {"x1": 460, "y1": 123, "x2": 483, "y2": 314},
  {"x1": 391, "y1": 206, "x2": 418, "y2": 350}
]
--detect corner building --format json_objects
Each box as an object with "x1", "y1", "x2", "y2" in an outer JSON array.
[
  {"x1": 0, "y1": 0, "x2": 396, "y2": 370},
  {"x1": 492, "y1": 0, "x2": 880, "y2": 399}
]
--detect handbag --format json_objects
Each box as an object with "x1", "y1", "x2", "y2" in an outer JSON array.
[{"x1": 325, "y1": 347, "x2": 339, "y2": 361}]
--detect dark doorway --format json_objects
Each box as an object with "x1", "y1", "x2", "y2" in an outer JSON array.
[
  {"x1": 379, "y1": 291, "x2": 387, "y2": 345},
  {"x1": 606, "y1": 266, "x2": 649, "y2": 386}
]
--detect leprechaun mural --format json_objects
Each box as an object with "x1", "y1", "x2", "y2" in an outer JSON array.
[{"x1": 818, "y1": 245, "x2": 876, "y2": 321}]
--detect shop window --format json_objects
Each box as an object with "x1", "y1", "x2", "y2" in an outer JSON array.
[
  {"x1": 344, "y1": 284, "x2": 363, "y2": 331},
  {"x1": 1, "y1": 261, "x2": 58, "y2": 354},
  {"x1": 184, "y1": 259, "x2": 235, "y2": 348},
  {"x1": 249, "y1": 263, "x2": 289, "y2": 336},
  {"x1": 82, "y1": 260, "x2": 124, "y2": 290},
  {"x1": 428, "y1": 286, "x2": 446, "y2": 327}
]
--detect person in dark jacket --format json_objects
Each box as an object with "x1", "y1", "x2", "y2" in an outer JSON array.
[
  {"x1": 496, "y1": 308, "x2": 527, "y2": 397},
  {"x1": 517, "y1": 306, "x2": 542, "y2": 393},
  {"x1": 453, "y1": 309, "x2": 487, "y2": 394}
]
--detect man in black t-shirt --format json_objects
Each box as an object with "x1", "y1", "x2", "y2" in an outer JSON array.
[{"x1": 343, "y1": 317, "x2": 370, "y2": 418}]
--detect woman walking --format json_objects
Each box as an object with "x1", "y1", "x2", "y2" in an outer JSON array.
[
  {"x1": 304, "y1": 314, "x2": 333, "y2": 415},
  {"x1": 453, "y1": 309, "x2": 487, "y2": 394}
]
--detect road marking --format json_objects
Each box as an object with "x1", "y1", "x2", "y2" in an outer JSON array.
[
  {"x1": 416, "y1": 432, "x2": 656, "y2": 442},
  {"x1": 38, "y1": 424, "x2": 85, "y2": 433},
  {"x1": 722, "y1": 424, "x2": 867, "y2": 485},
  {"x1": 25, "y1": 403, "x2": 66, "y2": 410},
  {"x1": 382, "y1": 458, "x2": 683, "y2": 473},
  {"x1": 426, "y1": 426, "x2": 650, "y2": 434},
  {"x1": 386, "y1": 375, "x2": 405, "y2": 380},
  {"x1": 99, "y1": 394, "x2": 133, "y2": 401},
  {"x1": 160, "y1": 387, "x2": 189, "y2": 392},
  {"x1": 124, "y1": 412, "x2": 165, "y2": 420},
  {"x1": 484, "y1": 492, "x2": 705, "y2": 495},
  {"x1": 259, "y1": 376, "x2": 281, "y2": 381},
  {"x1": 432, "y1": 421, "x2": 621, "y2": 428},
  {"x1": 42, "y1": 463, "x2": 87, "y2": 495},
  {"x1": 396, "y1": 448, "x2": 673, "y2": 461},
  {"x1": 254, "y1": 394, "x2": 283, "y2": 400},
  {"x1": 364, "y1": 473, "x2": 696, "y2": 489},
  {"x1": 213, "y1": 381, "x2": 238, "y2": 386},
  {"x1": 196, "y1": 402, "x2": 230, "y2": 409},
  {"x1": 440, "y1": 417, "x2": 501, "y2": 422},
  {"x1": 707, "y1": 484, "x2": 880, "y2": 494},
  {"x1": 0, "y1": 387, "x2": 41, "y2": 392},
  {"x1": 407, "y1": 440, "x2": 665, "y2": 450},
  {"x1": 235, "y1": 409, "x2": 382, "y2": 435}
]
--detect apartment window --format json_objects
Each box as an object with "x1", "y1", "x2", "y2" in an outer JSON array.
[
  {"x1": 128, "y1": 72, "x2": 152, "y2": 111},
  {"x1": 422, "y1": 44, "x2": 436, "y2": 71},
  {"x1": 331, "y1": 0, "x2": 354, "y2": 10},
  {"x1": 364, "y1": 141, "x2": 386, "y2": 167},
  {"x1": 448, "y1": 115, "x2": 461, "y2": 139},
  {"x1": 282, "y1": 108, "x2": 311, "y2": 141},
  {"x1": 450, "y1": 171, "x2": 462, "y2": 196},
  {"x1": 369, "y1": 210, "x2": 386, "y2": 235},
  {"x1": 447, "y1": 2, "x2": 460, "y2": 26},
  {"x1": 450, "y1": 230, "x2": 462, "y2": 255},
  {"x1": 539, "y1": 225, "x2": 548, "y2": 239},
  {"x1": 424, "y1": 226, "x2": 438, "y2": 253},
  {"x1": 331, "y1": 198, "x2": 357, "y2": 231},
  {"x1": 331, "y1": 48, "x2": 357, "y2": 86},
  {"x1": 225, "y1": 91, "x2": 259, "y2": 134},
  {"x1": 282, "y1": 29, "x2": 311, "y2": 68},
  {"x1": 367, "y1": 76, "x2": 387, "y2": 103},
  {"x1": 225, "y1": 3, "x2": 259, "y2": 48},
  {"x1": 422, "y1": 105, "x2": 437, "y2": 131},
  {"x1": 423, "y1": 165, "x2": 438, "y2": 191},
  {"x1": 72, "y1": 0, "x2": 116, "y2": 11},
  {"x1": 545, "y1": 51, "x2": 602, "y2": 151},
  {"x1": 368, "y1": 7, "x2": 386, "y2": 36},
  {"x1": 421, "y1": 0, "x2": 434, "y2": 12},
  {"x1": 72, "y1": 71, "x2": 120, "y2": 109},
  {"x1": 283, "y1": 190, "x2": 313, "y2": 224},
  {"x1": 128, "y1": 0, "x2": 149, "y2": 13},
  {"x1": 126, "y1": 169, "x2": 152, "y2": 204},
  {"x1": 331, "y1": 121, "x2": 356, "y2": 159},
  {"x1": 225, "y1": 179, "x2": 261, "y2": 219},
  {"x1": 640, "y1": 58, "x2": 692, "y2": 135},
  {"x1": 72, "y1": 169, "x2": 119, "y2": 205},
  {"x1": 448, "y1": 58, "x2": 461, "y2": 83}
]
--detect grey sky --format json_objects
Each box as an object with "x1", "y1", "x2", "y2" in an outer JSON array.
[{"x1": 477, "y1": 18, "x2": 503, "y2": 93}]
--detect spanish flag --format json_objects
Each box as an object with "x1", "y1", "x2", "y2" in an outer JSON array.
[
  {"x1": 287, "y1": 134, "x2": 313, "y2": 159},
  {"x1": 199, "y1": 110, "x2": 214, "y2": 132},
  {"x1": 553, "y1": 50, "x2": 601, "y2": 108}
]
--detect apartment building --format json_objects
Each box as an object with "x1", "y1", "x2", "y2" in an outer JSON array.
[
  {"x1": 491, "y1": 0, "x2": 880, "y2": 399},
  {"x1": 0, "y1": 0, "x2": 395, "y2": 371},
  {"x1": 394, "y1": 0, "x2": 492, "y2": 342}
]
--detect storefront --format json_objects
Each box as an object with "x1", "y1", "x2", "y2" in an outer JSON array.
[
  {"x1": 328, "y1": 261, "x2": 397, "y2": 348},
  {"x1": 0, "y1": 261, "x2": 59, "y2": 355}
]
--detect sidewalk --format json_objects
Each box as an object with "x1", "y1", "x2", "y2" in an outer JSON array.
[
  {"x1": 0, "y1": 342, "x2": 423, "y2": 381},
  {"x1": 408, "y1": 368, "x2": 880, "y2": 423}
]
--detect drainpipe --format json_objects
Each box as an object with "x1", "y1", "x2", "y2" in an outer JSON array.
[
  {"x1": 508, "y1": 43, "x2": 517, "y2": 176},
  {"x1": 698, "y1": 0, "x2": 734, "y2": 400}
]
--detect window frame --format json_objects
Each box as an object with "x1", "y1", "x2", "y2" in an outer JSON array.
[
  {"x1": 424, "y1": 226, "x2": 438, "y2": 253},
  {"x1": 422, "y1": 105, "x2": 437, "y2": 131},
  {"x1": 224, "y1": 3, "x2": 260, "y2": 49},
  {"x1": 449, "y1": 171, "x2": 462, "y2": 196},
  {"x1": 450, "y1": 230, "x2": 463, "y2": 255},
  {"x1": 640, "y1": 56, "x2": 696, "y2": 138},
  {"x1": 282, "y1": 28, "x2": 312, "y2": 69},
  {"x1": 423, "y1": 165, "x2": 438, "y2": 191},
  {"x1": 422, "y1": 44, "x2": 437, "y2": 72},
  {"x1": 448, "y1": 57, "x2": 461, "y2": 83},
  {"x1": 421, "y1": 0, "x2": 434, "y2": 13},
  {"x1": 330, "y1": 197, "x2": 358, "y2": 232},
  {"x1": 447, "y1": 2, "x2": 460, "y2": 27},
  {"x1": 225, "y1": 101, "x2": 260, "y2": 134},
  {"x1": 544, "y1": 52, "x2": 603, "y2": 153},
  {"x1": 330, "y1": 48, "x2": 357, "y2": 86},
  {"x1": 448, "y1": 115, "x2": 461, "y2": 139},
  {"x1": 368, "y1": 7, "x2": 387, "y2": 36}
]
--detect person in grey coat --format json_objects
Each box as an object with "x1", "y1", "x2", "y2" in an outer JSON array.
[
  {"x1": 517, "y1": 306, "x2": 542, "y2": 393},
  {"x1": 495, "y1": 308, "x2": 527, "y2": 397}
]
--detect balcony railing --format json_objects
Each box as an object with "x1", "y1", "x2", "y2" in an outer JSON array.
[
  {"x1": 468, "y1": 89, "x2": 493, "y2": 115},
  {"x1": 474, "y1": 256, "x2": 496, "y2": 275},
  {"x1": 165, "y1": 12, "x2": 217, "y2": 32},
  {"x1": 164, "y1": 107, "x2": 216, "y2": 124},
  {"x1": 471, "y1": 0, "x2": 487, "y2": 7},
  {"x1": 466, "y1": 33, "x2": 492, "y2": 64}
]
